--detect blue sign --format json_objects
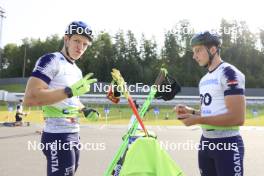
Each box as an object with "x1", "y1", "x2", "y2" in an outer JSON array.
[
  {"x1": 104, "y1": 107, "x2": 110, "y2": 115},
  {"x1": 252, "y1": 109, "x2": 258, "y2": 117},
  {"x1": 153, "y1": 107, "x2": 160, "y2": 115}
]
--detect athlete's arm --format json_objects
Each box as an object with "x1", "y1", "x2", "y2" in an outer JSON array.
[
  {"x1": 197, "y1": 95, "x2": 245, "y2": 126},
  {"x1": 199, "y1": 65, "x2": 246, "y2": 126},
  {"x1": 179, "y1": 65, "x2": 246, "y2": 126},
  {"x1": 174, "y1": 104, "x2": 200, "y2": 116},
  {"x1": 16, "y1": 111, "x2": 27, "y2": 116},
  {"x1": 23, "y1": 77, "x2": 67, "y2": 106},
  {"x1": 178, "y1": 95, "x2": 245, "y2": 126}
]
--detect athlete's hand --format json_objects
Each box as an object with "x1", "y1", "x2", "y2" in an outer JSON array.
[
  {"x1": 70, "y1": 73, "x2": 97, "y2": 97},
  {"x1": 82, "y1": 108, "x2": 100, "y2": 120},
  {"x1": 174, "y1": 104, "x2": 194, "y2": 116},
  {"x1": 178, "y1": 114, "x2": 200, "y2": 126}
]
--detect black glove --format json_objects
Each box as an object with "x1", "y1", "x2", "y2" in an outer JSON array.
[
  {"x1": 82, "y1": 108, "x2": 100, "y2": 120},
  {"x1": 155, "y1": 74, "x2": 181, "y2": 101}
]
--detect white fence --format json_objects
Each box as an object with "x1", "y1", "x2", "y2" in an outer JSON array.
[{"x1": 1, "y1": 91, "x2": 263, "y2": 106}]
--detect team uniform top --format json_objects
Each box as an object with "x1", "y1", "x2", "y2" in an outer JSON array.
[
  {"x1": 199, "y1": 62, "x2": 245, "y2": 138},
  {"x1": 31, "y1": 52, "x2": 82, "y2": 133}
]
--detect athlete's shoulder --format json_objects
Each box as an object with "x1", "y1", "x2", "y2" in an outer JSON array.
[
  {"x1": 32, "y1": 52, "x2": 62, "y2": 84},
  {"x1": 219, "y1": 62, "x2": 245, "y2": 95},
  {"x1": 219, "y1": 62, "x2": 245, "y2": 80},
  {"x1": 34, "y1": 52, "x2": 66, "y2": 70},
  {"x1": 37, "y1": 52, "x2": 63, "y2": 64}
]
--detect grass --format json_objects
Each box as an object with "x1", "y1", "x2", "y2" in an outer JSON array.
[
  {"x1": 1, "y1": 104, "x2": 264, "y2": 126},
  {"x1": 1, "y1": 84, "x2": 263, "y2": 126},
  {"x1": 0, "y1": 84, "x2": 26, "y2": 92},
  {"x1": 0, "y1": 105, "x2": 179, "y2": 124}
]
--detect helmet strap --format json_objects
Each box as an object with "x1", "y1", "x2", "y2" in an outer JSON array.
[{"x1": 204, "y1": 47, "x2": 217, "y2": 68}]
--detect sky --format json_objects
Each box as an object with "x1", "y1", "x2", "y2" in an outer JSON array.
[{"x1": 0, "y1": 0, "x2": 263, "y2": 48}]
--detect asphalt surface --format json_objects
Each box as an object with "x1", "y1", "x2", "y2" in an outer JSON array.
[{"x1": 0, "y1": 124, "x2": 263, "y2": 176}]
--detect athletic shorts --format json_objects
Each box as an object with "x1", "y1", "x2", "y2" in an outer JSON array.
[
  {"x1": 41, "y1": 132, "x2": 80, "y2": 176},
  {"x1": 198, "y1": 135, "x2": 244, "y2": 176}
]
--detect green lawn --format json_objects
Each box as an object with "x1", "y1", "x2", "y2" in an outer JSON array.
[
  {"x1": 1, "y1": 104, "x2": 264, "y2": 126},
  {"x1": 0, "y1": 84, "x2": 26, "y2": 92}
]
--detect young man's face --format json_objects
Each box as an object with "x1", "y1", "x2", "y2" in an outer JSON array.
[
  {"x1": 65, "y1": 34, "x2": 92, "y2": 60},
  {"x1": 192, "y1": 45, "x2": 210, "y2": 67}
]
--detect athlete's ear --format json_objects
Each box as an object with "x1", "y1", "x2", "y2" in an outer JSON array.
[
  {"x1": 209, "y1": 46, "x2": 217, "y2": 55},
  {"x1": 64, "y1": 35, "x2": 70, "y2": 43}
]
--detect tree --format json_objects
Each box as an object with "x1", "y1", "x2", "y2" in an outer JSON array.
[
  {"x1": 79, "y1": 32, "x2": 115, "y2": 82},
  {"x1": 140, "y1": 34, "x2": 159, "y2": 84},
  {"x1": 1, "y1": 19, "x2": 264, "y2": 88}
]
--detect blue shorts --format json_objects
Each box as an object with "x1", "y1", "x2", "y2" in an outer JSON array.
[
  {"x1": 41, "y1": 132, "x2": 80, "y2": 176},
  {"x1": 198, "y1": 135, "x2": 244, "y2": 176}
]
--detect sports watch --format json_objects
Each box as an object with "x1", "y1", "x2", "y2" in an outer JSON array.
[{"x1": 64, "y1": 87, "x2": 73, "y2": 98}]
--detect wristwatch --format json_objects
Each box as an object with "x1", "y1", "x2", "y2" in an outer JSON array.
[{"x1": 64, "y1": 87, "x2": 73, "y2": 98}]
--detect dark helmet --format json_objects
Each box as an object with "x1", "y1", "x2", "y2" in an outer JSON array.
[
  {"x1": 65, "y1": 21, "x2": 93, "y2": 41},
  {"x1": 190, "y1": 31, "x2": 221, "y2": 48}
]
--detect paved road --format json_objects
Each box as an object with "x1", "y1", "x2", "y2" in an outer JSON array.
[{"x1": 0, "y1": 125, "x2": 263, "y2": 176}]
